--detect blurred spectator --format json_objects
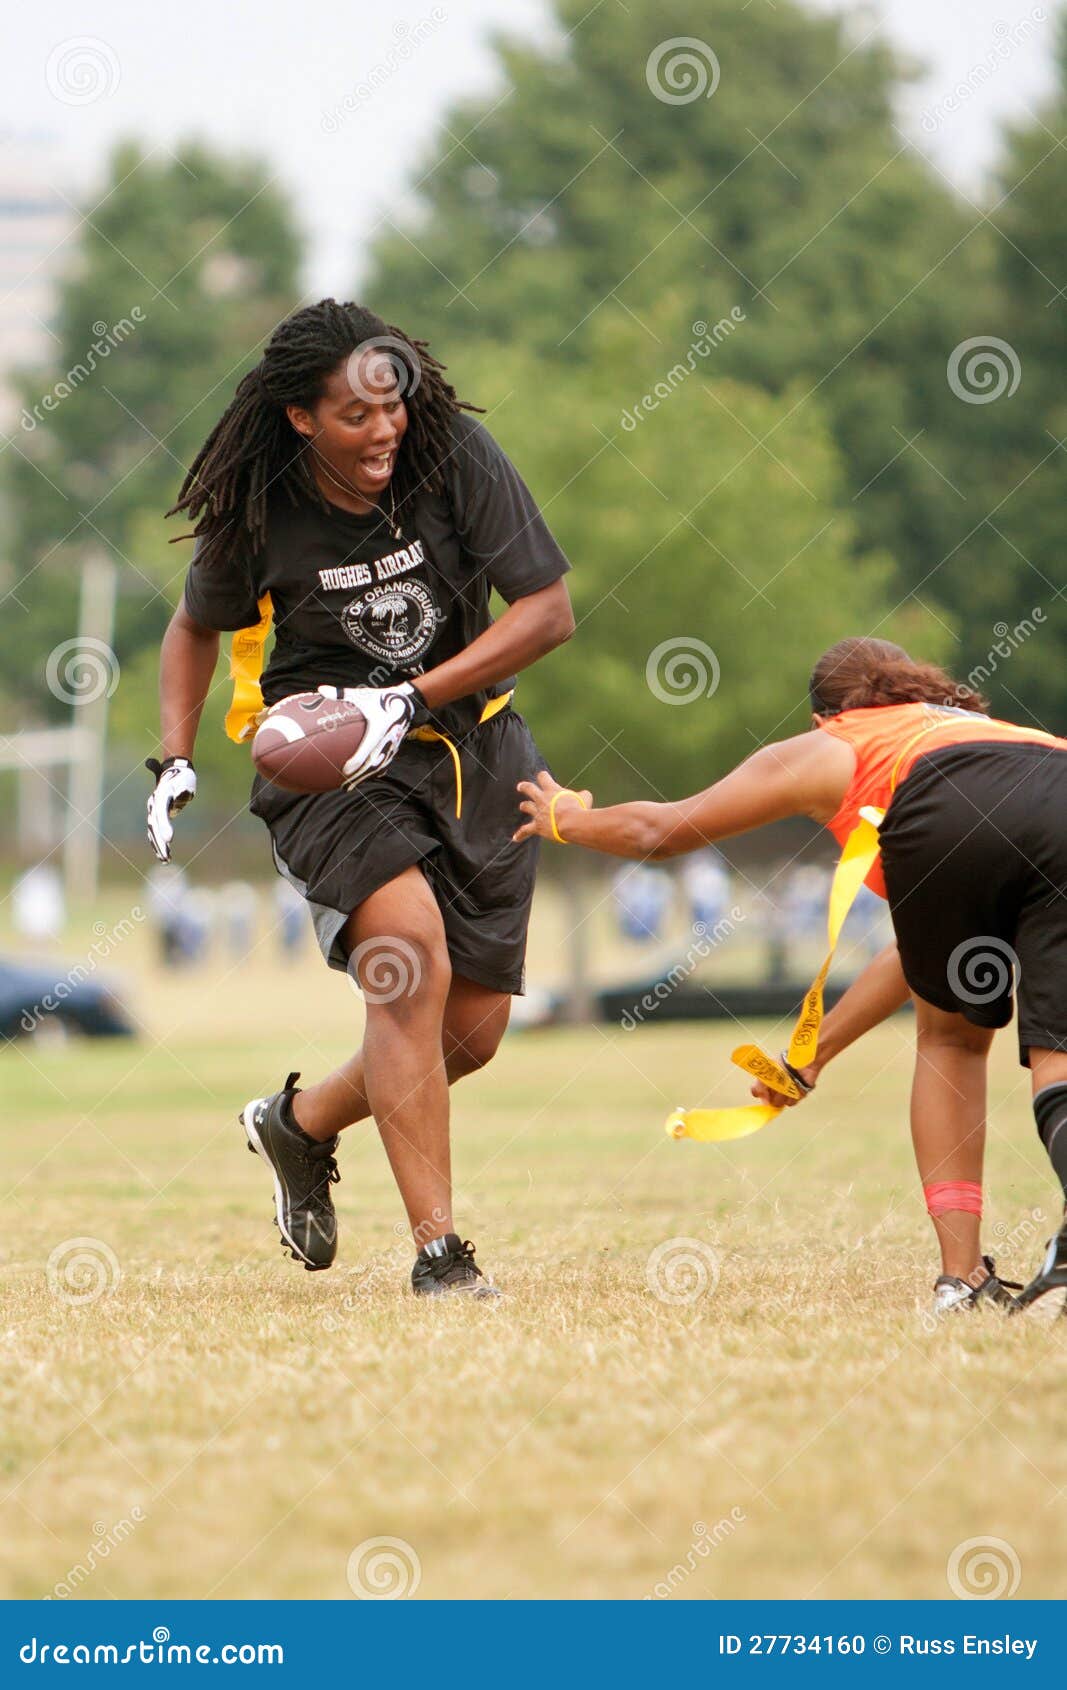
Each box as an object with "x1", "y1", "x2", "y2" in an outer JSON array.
[
  {"x1": 750, "y1": 887, "x2": 790, "y2": 985},
  {"x1": 183, "y1": 890, "x2": 215, "y2": 962},
  {"x1": 843, "y1": 882, "x2": 891, "y2": 961},
  {"x1": 681, "y1": 848, "x2": 730, "y2": 934},
  {"x1": 220, "y1": 881, "x2": 258, "y2": 958},
  {"x1": 273, "y1": 877, "x2": 307, "y2": 957},
  {"x1": 146, "y1": 866, "x2": 211, "y2": 968},
  {"x1": 782, "y1": 865, "x2": 831, "y2": 943},
  {"x1": 611, "y1": 862, "x2": 672, "y2": 943},
  {"x1": 11, "y1": 864, "x2": 65, "y2": 942}
]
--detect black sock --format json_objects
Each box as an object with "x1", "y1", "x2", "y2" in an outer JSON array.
[
  {"x1": 1033, "y1": 1084, "x2": 1067, "y2": 1205},
  {"x1": 279, "y1": 1086, "x2": 323, "y2": 1147}
]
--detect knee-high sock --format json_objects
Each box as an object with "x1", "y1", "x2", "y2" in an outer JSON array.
[{"x1": 1033, "y1": 1084, "x2": 1067, "y2": 1204}]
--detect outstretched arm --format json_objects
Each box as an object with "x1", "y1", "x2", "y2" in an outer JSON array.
[{"x1": 514, "y1": 731, "x2": 854, "y2": 859}]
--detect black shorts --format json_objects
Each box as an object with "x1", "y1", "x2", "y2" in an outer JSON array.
[
  {"x1": 249, "y1": 710, "x2": 544, "y2": 995},
  {"x1": 879, "y1": 741, "x2": 1067, "y2": 1064}
]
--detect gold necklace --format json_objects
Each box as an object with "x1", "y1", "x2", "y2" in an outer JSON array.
[{"x1": 311, "y1": 447, "x2": 402, "y2": 540}]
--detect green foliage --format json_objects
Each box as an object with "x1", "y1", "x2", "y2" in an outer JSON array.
[
  {"x1": 959, "y1": 11, "x2": 1067, "y2": 727},
  {"x1": 367, "y1": 0, "x2": 994, "y2": 628},
  {"x1": 2, "y1": 140, "x2": 300, "y2": 741},
  {"x1": 456, "y1": 321, "x2": 925, "y2": 800}
]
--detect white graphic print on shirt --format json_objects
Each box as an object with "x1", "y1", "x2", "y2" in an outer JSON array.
[{"x1": 317, "y1": 537, "x2": 443, "y2": 667}]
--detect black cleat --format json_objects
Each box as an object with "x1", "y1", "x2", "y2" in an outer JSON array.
[
  {"x1": 1012, "y1": 1216, "x2": 1067, "y2": 1314},
  {"x1": 411, "y1": 1233, "x2": 500, "y2": 1300},
  {"x1": 931, "y1": 1255, "x2": 1020, "y2": 1316},
  {"x1": 240, "y1": 1071, "x2": 340, "y2": 1271}
]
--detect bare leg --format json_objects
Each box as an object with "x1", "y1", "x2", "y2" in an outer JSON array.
[
  {"x1": 911, "y1": 996, "x2": 995, "y2": 1281},
  {"x1": 295, "y1": 972, "x2": 512, "y2": 1139},
  {"x1": 301, "y1": 867, "x2": 454, "y2": 1240},
  {"x1": 288, "y1": 868, "x2": 512, "y2": 1243}
]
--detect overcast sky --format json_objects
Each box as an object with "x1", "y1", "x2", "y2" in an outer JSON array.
[{"x1": 3, "y1": 0, "x2": 1058, "y2": 293}]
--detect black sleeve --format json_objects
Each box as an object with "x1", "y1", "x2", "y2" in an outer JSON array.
[
  {"x1": 180, "y1": 540, "x2": 263, "y2": 631},
  {"x1": 446, "y1": 414, "x2": 571, "y2": 602}
]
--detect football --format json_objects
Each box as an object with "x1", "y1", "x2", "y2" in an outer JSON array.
[{"x1": 251, "y1": 692, "x2": 367, "y2": 793}]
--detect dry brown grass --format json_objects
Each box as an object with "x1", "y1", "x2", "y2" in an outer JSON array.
[{"x1": 1, "y1": 895, "x2": 1064, "y2": 1599}]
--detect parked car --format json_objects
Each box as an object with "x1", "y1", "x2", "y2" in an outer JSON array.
[{"x1": 0, "y1": 955, "x2": 135, "y2": 1041}]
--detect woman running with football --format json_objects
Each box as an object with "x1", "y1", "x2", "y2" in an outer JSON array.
[
  {"x1": 516, "y1": 636, "x2": 1067, "y2": 1316},
  {"x1": 148, "y1": 298, "x2": 574, "y2": 1297}
]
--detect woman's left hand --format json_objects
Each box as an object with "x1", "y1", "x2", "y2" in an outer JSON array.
[{"x1": 514, "y1": 770, "x2": 592, "y2": 843}]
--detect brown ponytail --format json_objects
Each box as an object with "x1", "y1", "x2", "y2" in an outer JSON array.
[{"x1": 809, "y1": 637, "x2": 989, "y2": 718}]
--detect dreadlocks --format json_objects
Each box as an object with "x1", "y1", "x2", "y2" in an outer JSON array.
[{"x1": 167, "y1": 299, "x2": 482, "y2": 571}]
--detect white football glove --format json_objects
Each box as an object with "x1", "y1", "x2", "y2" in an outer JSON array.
[
  {"x1": 145, "y1": 756, "x2": 197, "y2": 862},
  {"x1": 316, "y1": 682, "x2": 427, "y2": 789}
]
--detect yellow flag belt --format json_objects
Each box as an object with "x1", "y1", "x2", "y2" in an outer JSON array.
[
  {"x1": 225, "y1": 594, "x2": 275, "y2": 744},
  {"x1": 665, "y1": 806, "x2": 884, "y2": 1144},
  {"x1": 223, "y1": 596, "x2": 512, "y2": 817}
]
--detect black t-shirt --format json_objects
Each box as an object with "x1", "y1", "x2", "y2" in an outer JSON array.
[{"x1": 181, "y1": 412, "x2": 571, "y2": 738}]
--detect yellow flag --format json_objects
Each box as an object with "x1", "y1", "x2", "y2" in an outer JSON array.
[
  {"x1": 224, "y1": 594, "x2": 274, "y2": 744},
  {"x1": 670, "y1": 809, "x2": 884, "y2": 1146},
  {"x1": 665, "y1": 1105, "x2": 782, "y2": 1142},
  {"x1": 730, "y1": 1043, "x2": 802, "y2": 1101}
]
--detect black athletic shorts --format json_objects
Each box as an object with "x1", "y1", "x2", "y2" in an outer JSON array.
[
  {"x1": 879, "y1": 740, "x2": 1067, "y2": 1064},
  {"x1": 249, "y1": 709, "x2": 543, "y2": 995}
]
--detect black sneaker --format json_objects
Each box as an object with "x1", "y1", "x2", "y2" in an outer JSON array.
[
  {"x1": 411, "y1": 1233, "x2": 500, "y2": 1299},
  {"x1": 1013, "y1": 1215, "x2": 1067, "y2": 1314},
  {"x1": 240, "y1": 1071, "x2": 340, "y2": 1271}
]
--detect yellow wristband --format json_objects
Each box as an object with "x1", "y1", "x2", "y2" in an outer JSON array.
[{"x1": 549, "y1": 788, "x2": 588, "y2": 844}]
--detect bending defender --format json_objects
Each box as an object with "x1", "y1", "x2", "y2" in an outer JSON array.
[
  {"x1": 516, "y1": 637, "x2": 1067, "y2": 1315},
  {"x1": 148, "y1": 299, "x2": 573, "y2": 1296}
]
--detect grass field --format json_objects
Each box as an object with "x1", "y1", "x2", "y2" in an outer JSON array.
[{"x1": 1, "y1": 891, "x2": 1064, "y2": 1602}]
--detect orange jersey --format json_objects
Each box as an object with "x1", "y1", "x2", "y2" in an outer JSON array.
[{"x1": 819, "y1": 702, "x2": 1067, "y2": 897}]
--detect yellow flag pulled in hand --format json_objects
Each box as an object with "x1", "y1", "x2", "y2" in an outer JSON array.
[{"x1": 666, "y1": 808, "x2": 883, "y2": 1144}]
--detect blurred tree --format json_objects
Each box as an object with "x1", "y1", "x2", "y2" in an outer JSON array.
[
  {"x1": 366, "y1": 0, "x2": 1023, "y2": 696},
  {"x1": 957, "y1": 13, "x2": 1067, "y2": 728},
  {"x1": 1, "y1": 139, "x2": 300, "y2": 758},
  {"x1": 458, "y1": 319, "x2": 930, "y2": 802}
]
